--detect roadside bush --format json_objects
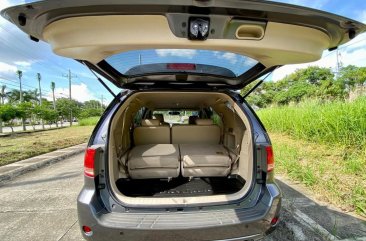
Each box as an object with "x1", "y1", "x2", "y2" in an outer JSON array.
[
  {"x1": 79, "y1": 108, "x2": 103, "y2": 119},
  {"x1": 78, "y1": 116, "x2": 100, "y2": 126},
  {"x1": 0, "y1": 104, "x2": 24, "y2": 132}
]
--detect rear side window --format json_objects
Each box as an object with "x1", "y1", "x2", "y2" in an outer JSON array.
[{"x1": 153, "y1": 110, "x2": 198, "y2": 124}]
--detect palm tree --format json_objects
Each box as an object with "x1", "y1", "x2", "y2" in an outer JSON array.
[
  {"x1": 16, "y1": 70, "x2": 23, "y2": 103},
  {"x1": 16, "y1": 70, "x2": 25, "y2": 131},
  {"x1": 37, "y1": 73, "x2": 44, "y2": 130},
  {"x1": 0, "y1": 85, "x2": 6, "y2": 104},
  {"x1": 50, "y1": 82, "x2": 58, "y2": 127},
  {"x1": 0, "y1": 85, "x2": 5, "y2": 133},
  {"x1": 7, "y1": 89, "x2": 20, "y2": 103},
  {"x1": 7, "y1": 89, "x2": 39, "y2": 103},
  {"x1": 51, "y1": 82, "x2": 56, "y2": 110}
]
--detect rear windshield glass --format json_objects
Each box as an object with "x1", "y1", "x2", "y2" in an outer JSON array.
[
  {"x1": 152, "y1": 110, "x2": 199, "y2": 124},
  {"x1": 105, "y1": 49, "x2": 258, "y2": 77}
]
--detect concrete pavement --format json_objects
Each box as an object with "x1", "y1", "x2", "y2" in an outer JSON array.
[
  {"x1": 0, "y1": 143, "x2": 86, "y2": 184},
  {"x1": 0, "y1": 153, "x2": 365, "y2": 241}
]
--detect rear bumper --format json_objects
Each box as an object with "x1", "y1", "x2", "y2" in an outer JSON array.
[{"x1": 77, "y1": 183, "x2": 281, "y2": 241}]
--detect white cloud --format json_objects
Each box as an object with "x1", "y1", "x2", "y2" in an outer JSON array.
[
  {"x1": 155, "y1": 49, "x2": 197, "y2": 58},
  {"x1": 50, "y1": 83, "x2": 97, "y2": 103},
  {"x1": 14, "y1": 61, "x2": 32, "y2": 67},
  {"x1": 222, "y1": 53, "x2": 238, "y2": 64},
  {"x1": 213, "y1": 52, "x2": 238, "y2": 64},
  {"x1": 0, "y1": 0, "x2": 12, "y2": 11},
  {"x1": 14, "y1": 60, "x2": 34, "y2": 71},
  {"x1": 221, "y1": 53, "x2": 237, "y2": 64},
  {"x1": 0, "y1": 62, "x2": 17, "y2": 78}
]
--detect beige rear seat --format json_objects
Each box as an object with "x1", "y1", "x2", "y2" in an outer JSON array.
[
  {"x1": 171, "y1": 119, "x2": 220, "y2": 144},
  {"x1": 180, "y1": 144, "x2": 231, "y2": 177},
  {"x1": 128, "y1": 144, "x2": 180, "y2": 179},
  {"x1": 129, "y1": 119, "x2": 179, "y2": 179},
  {"x1": 172, "y1": 119, "x2": 231, "y2": 177},
  {"x1": 133, "y1": 119, "x2": 170, "y2": 145}
]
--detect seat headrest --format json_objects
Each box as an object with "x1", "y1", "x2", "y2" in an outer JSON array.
[
  {"x1": 153, "y1": 114, "x2": 164, "y2": 122},
  {"x1": 141, "y1": 119, "x2": 160, "y2": 127},
  {"x1": 195, "y1": 119, "x2": 213, "y2": 125},
  {"x1": 188, "y1": 115, "x2": 198, "y2": 125}
]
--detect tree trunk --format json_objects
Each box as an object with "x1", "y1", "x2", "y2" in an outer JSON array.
[
  {"x1": 22, "y1": 118, "x2": 26, "y2": 131},
  {"x1": 0, "y1": 120, "x2": 2, "y2": 133}
]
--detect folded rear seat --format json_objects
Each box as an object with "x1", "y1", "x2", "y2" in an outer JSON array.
[
  {"x1": 180, "y1": 144, "x2": 231, "y2": 177},
  {"x1": 172, "y1": 119, "x2": 231, "y2": 177},
  {"x1": 128, "y1": 119, "x2": 179, "y2": 179}
]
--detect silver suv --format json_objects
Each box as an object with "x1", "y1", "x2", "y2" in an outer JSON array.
[{"x1": 2, "y1": 1, "x2": 364, "y2": 240}]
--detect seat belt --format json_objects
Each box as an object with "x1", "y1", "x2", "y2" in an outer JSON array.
[
  {"x1": 229, "y1": 103, "x2": 241, "y2": 168},
  {"x1": 219, "y1": 112, "x2": 225, "y2": 144},
  {"x1": 117, "y1": 106, "x2": 130, "y2": 174}
]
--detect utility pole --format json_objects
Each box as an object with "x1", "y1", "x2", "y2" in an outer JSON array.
[
  {"x1": 37, "y1": 73, "x2": 44, "y2": 129},
  {"x1": 62, "y1": 69, "x2": 77, "y2": 126},
  {"x1": 335, "y1": 49, "x2": 343, "y2": 78},
  {"x1": 100, "y1": 94, "x2": 105, "y2": 109}
]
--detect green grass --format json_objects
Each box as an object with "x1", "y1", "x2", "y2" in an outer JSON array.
[
  {"x1": 258, "y1": 97, "x2": 366, "y2": 149},
  {"x1": 258, "y1": 98, "x2": 366, "y2": 217},
  {"x1": 78, "y1": 116, "x2": 101, "y2": 126},
  {"x1": 0, "y1": 126, "x2": 94, "y2": 166},
  {"x1": 270, "y1": 132, "x2": 366, "y2": 217}
]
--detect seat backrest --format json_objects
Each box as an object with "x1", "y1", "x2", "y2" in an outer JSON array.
[
  {"x1": 154, "y1": 113, "x2": 170, "y2": 126},
  {"x1": 153, "y1": 114, "x2": 164, "y2": 122},
  {"x1": 133, "y1": 119, "x2": 170, "y2": 145},
  {"x1": 171, "y1": 119, "x2": 220, "y2": 144}
]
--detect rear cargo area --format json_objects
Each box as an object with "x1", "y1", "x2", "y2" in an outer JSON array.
[{"x1": 108, "y1": 92, "x2": 254, "y2": 206}]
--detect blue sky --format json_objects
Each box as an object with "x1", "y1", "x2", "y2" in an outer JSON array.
[{"x1": 0, "y1": 0, "x2": 365, "y2": 104}]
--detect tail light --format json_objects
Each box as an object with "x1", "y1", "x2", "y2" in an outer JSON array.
[
  {"x1": 271, "y1": 217, "x2": 279, "y2": 226},
  {"x1": 84, "y1": 148, "x2": 96, "y2": 177},
  {"x1": 82, "y1": 225, "x2": 93, "y2": 236},
  {"x1": 266, "y1": 146, "x2": 275, "y2": 172}
]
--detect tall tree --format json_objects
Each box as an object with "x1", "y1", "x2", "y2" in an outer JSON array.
[
  {"x1": 36, "y1": 73, "x2": 44, "y2": 129},
  {"x1": 50, "y1": 82, "x2": 56, "y2": 110},
  {"x1": 16, "y1": 70, "x2": 26, "y2": 131},
  {"x1": 16, "y1": 70, "x2": 23, "y2": 102},
  {"x1": 7, "y1": 89, "x2": 39, "y2": 103},
  {"x1": 0, "y1": 85, "x2": 6, "y2": 105},
  {"x1": 0, "y1": 85, "x2": 5, "y2": 133},
  {"x1": 56, "y1": 98, "x2": 81, "y2": 126}
]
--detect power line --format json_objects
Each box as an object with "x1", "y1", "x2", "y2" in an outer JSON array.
[{"x1": 0, "y1": 25, "x2": 72, "y2": 74}]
